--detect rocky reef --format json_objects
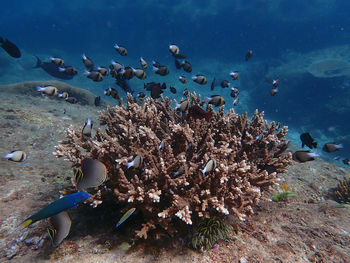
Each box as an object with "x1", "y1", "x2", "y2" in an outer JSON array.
[{"x1": 54, "y1": 92, "x2": 292, "y2": 239}]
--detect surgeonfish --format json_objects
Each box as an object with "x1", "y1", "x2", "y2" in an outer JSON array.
[
  {"x1": 65, "y1": 97, "x2": 78, "y2": 104},
  {"x1": 178, "y1": 76, "x2": 187, "y2": 84},
  {"x1": 3, "y1": 150, "x2": 26, "y2": 162},
  {"x1": 34, "y1": 56, "x2": 74, "y2": 80},
  {"x1": 132, "y1": 68, "x2": 147, "y2": 80},
  {"x1": 245, "y1": 50, "x2": 253, "y2": 61},
  {"x1": 82, "y1": 54, "x2": 94, "y2": 71},
  {"x1": 174, "y1": 100, "x2": 190, "y2": 112},
  {"x1": 47, "y1": 211, "x2": 72, "y2": 247},
  {"x1": 82, "y1": 118, "x2": 93, "y2": 138},
  {"x1": 50, "y1": 57, "x2": 64, "y2": 66},
  {"x1": 114, "y1": 44, "x2": 127, "y2": 56},
  {"x1": 127, "y1": 155, "x2": 143, "y2": 169},
  {"x1": 36, "y1": 86, "x2": 59, "y2": 96},
  {"x1": 21, "y1": 192, "x2": 91, "y2": 228},
  {"x1": 230, "y1": 71, "x2": 239, "y2": 80},
  {"x1": 292, "y1": 151, "x2": 319, "y2": 163},
  {"x1": 58, "y1": 92, "x2": 69, "y2": 99},
  {"x1": 97, "y1": 66, "x2": 109, "y2": 76},
  {"x1": 220, "y1": 80, "x2": 230, "y2": 88},
  {"x1": 300, "y1": 133, "x2": 317, "y2": 149},
  {"x1": 202, "y1": 159, "x2": 216, "y2": 175},
  {"x1": 58, "y1": 66, "x2": 78, "y2": 76},
  {"x1": 75, "y1": 158, "x2": 107, "y2": 190},
  {"x1": 115, "y1": 208, "x2": 136, "y2": 228},
  {"x1": 0, "y1": 36, "x2": 21, "y2": 58},
  {"x1": 140, "y1": 57, "x2": 148, "y2": 69},
  {"x1": 322, "y1": 143, "x2": 343, "y2": 153},
  {"x1": 206, "y1": 95, "x2": 225, "y2": 107},
  {"x1": 192, "y1": 74, "x2": 207, "y2": 85},
  {"x1": 84, "y1": 70, "x2": 103, "y2": 82}
]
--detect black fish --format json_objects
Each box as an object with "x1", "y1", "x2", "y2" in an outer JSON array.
[
  {"x1": 211, "y1": 78, "x2": 216, "y2": 91},
  {"x1": 300, "y1": 133, "x2": 317, "y2": 149},
  {"x1": 175, "y1": 59, "x2": 182, "y2": 69},
  {"x1": 34, "y1": 56, "x2": 74, "y2": 80},
  {"x1": 343, "y1": 159, "x2": 350, "y2": 165},
  {"x1": 144, "y1": 82, "x2": 165, "y2": 91},
  {"x1": 150, "y1": 85, "x2": 164, "y2": 99},
  {"x1": 170, "y1": 86, "x2": 177, "y2": 94},
  {"x1": 94, "y1": 96, "x2": 101, "y2": 106},
  {"x1": 116, "y1": 75, "x2": 133, "y2": 94},
  {"x1": 0, "y1": 36, "x2": 21, "y2": 58}
]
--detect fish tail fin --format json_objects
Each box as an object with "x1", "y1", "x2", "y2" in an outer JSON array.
[
  {"x1": 3, "y1": 153, "x2": 12, "y2": 159},
  {"x1": 33, "y1": 56, "x2": 41, "y2": 68},
  {"x1": 20, "y1": 219, "x2": 33, "y2": 228}
]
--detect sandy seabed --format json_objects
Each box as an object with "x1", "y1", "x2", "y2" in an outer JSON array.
[{"x1": 0, "y1": 83, "x2": 349, "y2": 263}]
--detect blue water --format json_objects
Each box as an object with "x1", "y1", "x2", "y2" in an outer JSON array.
[{"x1": 1, "y1": 0, "x2": 350, "y2": 163}]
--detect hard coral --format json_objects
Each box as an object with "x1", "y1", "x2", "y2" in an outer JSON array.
[
  {"x1": 54, "y1": 92, "x2": 292, "y2": 238},
  {"x1": 332, "y1": 177, "x2": 350, "y2": 204}
]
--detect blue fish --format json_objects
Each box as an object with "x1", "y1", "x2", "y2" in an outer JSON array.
[
  {"x1": 21, "y1": 192, "x2": 90, "y2": 228},
  {"x1": 116, "y1": 208, "x2": 136, "y2": 228}
]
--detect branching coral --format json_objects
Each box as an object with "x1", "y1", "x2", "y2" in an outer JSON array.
[{"x1": 54, "y1": 92, "x2": 292, "y2": 238}]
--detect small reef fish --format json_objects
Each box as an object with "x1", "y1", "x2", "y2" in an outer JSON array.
[
  {"x1": 153, "y1": 65, "x2": 169, "y2": 76},
  {"x1": 34, "y1": 56, "x2": 74, "y2": 80},
  {"x1": 58, "y1": 92, "x2": 69, "y2": 99},
  {"x1": 183, "y1": 88, "x2": 189, "y2": 97},
  {"x1": 3, "y1": 150, "x2": 26, "y2": 162},
  {"x1": 292, "y1": 151, "x2": 319, "y2": 163},
  {"x1": 169, "y1": 44, "x2": 180, "y2": 55},
  {"x1": 323, "y1": 143, "x2": 343, "y2": 153},
  {"x1": 120, "y1": 66, "x2": 135, "y2": 80},
  {"x1": 58, "y1": 66, "x2": 78, "y2": 76},
  {"x1": 245, "y1": 50, "x2": 253, "y2": 61},
  {"x1": 300, "y1": 132, "x2": 317, "y2": 149},
  {"x1": 202, "y1": 159, "x2": 216, "y2": 175},
  {"x1": 233, "y1": 97, "x2": 239, "y2": 106},
  {"x1": 343, "y1": 159, "x2": 350, "y2": 165},
  {"x1": 127, "y1": 155, "x2": 143, "y2": 169},
  {"x1": 137, "y1": 92, "x2": 146, "y2": 99},
  {"x1": 181, "y1": 60, "x2": 192, "y2": 73},
  {"x1": 272, "y1": 192, "x2": 297, "y2": 202},
  {"x1": 230, "y1": 87, "x2": 239, "y2": 98},
  {"x1": 132, "y1": 68, "x2": 147, "y2": 80},
  {"x1": 210, "y1": 78, "x2": 216, "y2": 91},
  {"x1": 111, "y1": 60, "x2": 124, "y2": 72},
  {"x1": 158, "y1": 140, "x2": 165, "y2": 150},
  {"x1": 192, "y1": 74, "x2": 207, "y2": 85},
  {"x1": 104, "y1": 87, "x2": 120, "y2": 100},
  {"x1": 188, "y1": 105, "x2": 211, "y2": 122},
  {"x1": 220, "y1": 80, "x2": 230, "y2": 88},
  {"x1": 75, "y1": 158, "x2": 107, "y2": 190},
  {"x1": 206, "y1": 95, "x2": 225, "y2": 107},
  {"x1": 65, "y1": 97, "x2": 78, "y2": 104},
  {"x1": 272, "y1": 77, "x2": 279, "y2": 87},
  {"x1": 230, "y1": 71, "x2": 239, "y2": 80},
  {"x1": 47, "y1": 211, "x2": 72, "y2": 247},
  {"x1": 116, "y1": 75, "x2": 133, "y2": 94},
  {"x1": 270, "y1": 87, "x2": 278, "y2": 96},
  {"x1": 21, "y1": 192, "x2": 91, "y2": 228},
  {"x1": 97, "y1": 66, "x2": 108, "y2": 76},
  {"x1": 36, "y1": 86, "x2": 59, "y2": 96},
  {"x1": 84, "y1": 70, "x2": 103, "y2": 82},
  {"x1": 82, "y1": 118, "x2": 93, "y2": 138},
  {"x1": 140, "y1": 57, "x2": 148, "y2": 69},
  {"x1": 179, "y1": 76, "x2": 187, "y2": 84},
  {"x1": 172, "y1": 165, "x2": 184, "y2": 178},
  {"x1": 94, "y1": 96, "x2": 101, "y2": 106},
  {"x1": 174, "y1": 100, "x2": 190, "y2": 112},
  {"x1": 50, "y1": 57, "x2": 64, "y2": 66},
  {"x1": 116, "y1": 208, "x2": 136, "y2": 228},
  {"x1": 114, "y1": 44, "x2": 127, "y2": 56},
  {"x1": 82, "y1": 54, "x2": 94, "y2": 71},
  {"x1": 0, "y1": 36, "x2": 21, "y2": 58},
  {"x1": 170, "y1": 86, "x2": 177, "y2": 94}
]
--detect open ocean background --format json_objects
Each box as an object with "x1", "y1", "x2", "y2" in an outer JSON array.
[{"x1": 1, "y1": 0, "x2": 350, "y2": 164}]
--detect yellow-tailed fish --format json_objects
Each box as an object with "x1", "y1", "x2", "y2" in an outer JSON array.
[{"x1": 116, "y1": 208, "x2": 136, "y2": 228}]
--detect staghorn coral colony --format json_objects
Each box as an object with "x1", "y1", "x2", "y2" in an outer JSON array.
[{"x1": 54, "y1": 92, "x2": 292, "y2": 240}]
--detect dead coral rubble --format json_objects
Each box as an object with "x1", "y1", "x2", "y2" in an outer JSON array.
[{"x1": 54, "y1": 92, "x2": 292, "y2": 238}]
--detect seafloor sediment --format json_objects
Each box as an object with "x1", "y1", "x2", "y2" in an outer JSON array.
[{"x1": 0, "y1": 83, "x2": 349, "y2": 263}]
